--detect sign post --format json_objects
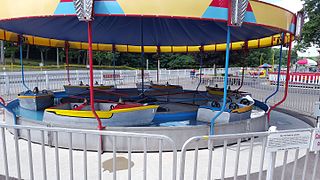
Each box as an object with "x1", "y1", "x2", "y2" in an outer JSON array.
[
  {"x1": 266, "y1": 126, "x2": 312, "y2": 180},
  {"x1": 310, "y1": 128, "x2": 320, "y2": 152}
]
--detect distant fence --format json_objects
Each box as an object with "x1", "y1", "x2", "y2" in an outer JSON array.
[
  {"x1": 202, "y1": 76, "x2": 320, "y2": 117},
  {"x1": 1, "y1": 69, "x2": 319, "y2": 116},
  {"x1": 0, "y1": 69, "x2": 190, "y2": 100}
]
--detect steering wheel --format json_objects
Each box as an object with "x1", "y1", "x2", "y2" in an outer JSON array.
[
  {"x1": 240, "y1": 98, "x2": 250, "y2": 106},
  {"x1": 227, "y1": 96, "x2": 233, "y2": 103},
  {"x1": 73, "y1": 104, "x2": 79, "y2": 109},
  {"x1": 229, "y1": 103, "x2": 239, "y2": 110},
  {"x1": 33, "y1": 87, "x2": 39, "y2": 94},
  {"x1": 211, "y1": 101, "x2": 221, "y2": 108}
]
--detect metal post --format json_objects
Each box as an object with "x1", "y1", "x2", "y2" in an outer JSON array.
[
  {"x1": 112, "y1": 44, "x2": 116, "y2": 87},
  {"x1": 141, "y1": 17, "x2": 145, "y2": 94},
  {"x1": 267, "y1": 34, "x2": 293, "y2": 121},
  {"x1": 19, "y1": 35, "x2": 29, "y2": 90},
  {"x1": 157, "y1": 47, "x2": 160, "y2": 83},
  {"x1": 210, "y1": 26, "x2": 231, "y2": 135},
  {"x1": 196, "y1": 46, "x2": 204, "y2": 91},
  {"x1": 56, "y1": 48, "x2": 60, "y2": 68},
  {"x1": 0, "y1": 40, "x2": 4, "y2": 65},
  {"x1": 87, "y1": 21, "x2": 104, "y2": 131},
  {"x1": 266, "y1": 126, "x2": 277, "y2": 180},
  {"x1": 45, "y1": 71, "x2": 49, "y2": 89},
  {"x1": 265, "y1": 33, "x2": 285, "y2": 104},
  {"x1": 65, "y1": 42, "x2": 70, "y2": 85}
]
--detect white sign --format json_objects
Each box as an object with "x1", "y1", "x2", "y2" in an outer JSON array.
[
  {"x1": 267, "y1": 131, "x2": 311, "y2": 152},
  {"x1": 310, "y1": 129, "x2": 320, "y2": 152}
]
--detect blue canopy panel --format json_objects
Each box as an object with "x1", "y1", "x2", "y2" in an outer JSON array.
[{"x1": 0, "y1": 16, "x2": 279, "y2": 46}]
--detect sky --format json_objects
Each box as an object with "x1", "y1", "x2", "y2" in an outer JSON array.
[{"x1": 261, "y1": 0, "x2": 320, "y2": 57}]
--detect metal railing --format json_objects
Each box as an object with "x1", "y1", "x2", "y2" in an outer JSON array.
[
  {"x1": 0, "y1": 69, "x2": 190, "y2": 100},
  {"x1": 202, "y1": 76, "x2": 320, "y2": 116},
  {"x1": 179, "y1": 128, "x2": 320, "y2": 180},
  {"x1": 0, "y1": 124, "x2": 177, "y2": 180}
]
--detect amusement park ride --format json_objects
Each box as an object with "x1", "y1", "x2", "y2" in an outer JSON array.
[{"x1": 0, "y1": 0, "x2": 304, "y2": 151}]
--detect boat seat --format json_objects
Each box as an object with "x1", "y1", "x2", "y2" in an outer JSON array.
[
  {"x1": 113, "y1": 103, "x2": 142, "y2": 110},
  {"x1": 72, "y1": 103, "x2": 87, "y2": 111}
]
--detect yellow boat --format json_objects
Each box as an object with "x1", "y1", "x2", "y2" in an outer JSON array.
[{"x1": 44, "y1": 102, "x2": 159, "y2": 127}]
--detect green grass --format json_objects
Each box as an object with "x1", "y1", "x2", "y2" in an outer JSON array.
[{"x1": 0, "y1": 58, "x2": 137, "y2": 71}]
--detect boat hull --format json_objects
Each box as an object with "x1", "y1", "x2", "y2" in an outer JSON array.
[
  {"x1": 64, "y1": 85, "x2": 114, "y2": 95},
  {"x1": 43, "y1": 104, "x2": 158, "y2": 127},
  {"x1": 18, "y1": 94, "x2": 53, "y2": 111},
  {"x1": 196, "y1": 107, "x2": 252, "y2": 124}
]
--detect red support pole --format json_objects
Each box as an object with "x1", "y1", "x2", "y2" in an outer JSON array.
[
  {"x1": 267, "y1": 34, "x2": 293, "y2": 122},
  {"x1": 88, "y1": 21, "x2": 104, "y2": 131},
  {"x1": 65, "y1": 42, "x2": 70, "y2": 85}
]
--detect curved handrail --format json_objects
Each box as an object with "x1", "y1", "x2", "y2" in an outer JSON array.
[
  {"x1": 236, "y1": 67, "x2": 245, "y2": 91},
  {"x1": 267, "y1": 34, "x2": 293, "y2": 122},
  {"x1": 210, "y1": 26, "x2": 231, "y2": 135},
  {"x1": 264, "y1": 33, "x2": 285, "y2": 104}
]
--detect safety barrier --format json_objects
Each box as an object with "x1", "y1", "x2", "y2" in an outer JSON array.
[
  {"x1": 1, "y1": 123, "x2": 319, "y2": 180},
  {"x1": 0, "y1": 124, "x2": 177, "y2": 180},
  {"x1": 1, "y1": 70, "x2": 319, "y2": 116},
  {"x1": 179, "y1": 127, "x2": 320, "y2": 180},
  {"x1": 269, "y1": 72, "x2": 320, "y2": 85},
  {"x1": 202, "y1": 76, "x2": 320, "y2": 116},
  {"x1": 0, "y1": 69, "x2": 190, "y2": 100}
]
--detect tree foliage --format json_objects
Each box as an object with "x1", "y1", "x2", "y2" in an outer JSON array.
[{"x1": 299, "y1": 0, "x2": 320, "y2": 49}]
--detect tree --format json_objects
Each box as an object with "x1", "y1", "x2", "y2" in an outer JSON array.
[
  {"x1": 37, "y1": 46, "x2": 50, "y2": 65},
  {"x1": 93, "y1": 51, "x2": 119, "y2": 66},
  {"x1": 5, "y1": 42, "x2": 19, "y2": 64},
  {"x1": 299, "y1": 0, "x2": 320, "y2": 49}
]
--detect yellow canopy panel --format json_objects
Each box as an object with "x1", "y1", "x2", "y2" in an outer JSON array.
[{"x1": 0, "y1": 30, "x2": 294, "y2": 53}]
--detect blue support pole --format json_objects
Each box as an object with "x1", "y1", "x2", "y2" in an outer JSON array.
[
  {"x1": 19, "y1": 36, "x2": 29, "y2": 91},
  {"x1": 264, "y1": 33, "x2": 285, "y2": 104},
  {"x1": 210, "y1": 26, "x2": 231, "y2": 135}
]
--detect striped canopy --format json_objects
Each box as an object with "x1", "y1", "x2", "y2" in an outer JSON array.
[{"x1": 0, "y1": 0, "x2": 297, "y2": 53}]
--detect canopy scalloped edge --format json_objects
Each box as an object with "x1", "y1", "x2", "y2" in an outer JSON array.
[{"x1": 0, "y1": 30, "x2": 293, "y2": 53}]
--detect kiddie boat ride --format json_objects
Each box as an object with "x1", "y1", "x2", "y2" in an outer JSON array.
[
  {"x1": 4, "y1": 83, "x2": 268, "y2": 151},
  {"x1": 0, "y1": 0, "x2": 298, "y2": 151}
]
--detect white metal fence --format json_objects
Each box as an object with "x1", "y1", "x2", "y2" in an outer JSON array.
[
  {"x1": 0, "y1": 124, "x2": 177, "y2": 180},
  {"x1": 202, "y1": 76, "x2": 320, "y2": 116},
  {"x1": 0, "y1": 69, "x2": 191, "y2": 100},
  {"x1": 1, "y1": 124, "x2": 319, "y2": 180},
  {"x1": 1, "y1": 69, "x2": 319, "y2": 116},
  {"x1": 179, "y1": 128, "x2": 320, "y2": 180}
]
